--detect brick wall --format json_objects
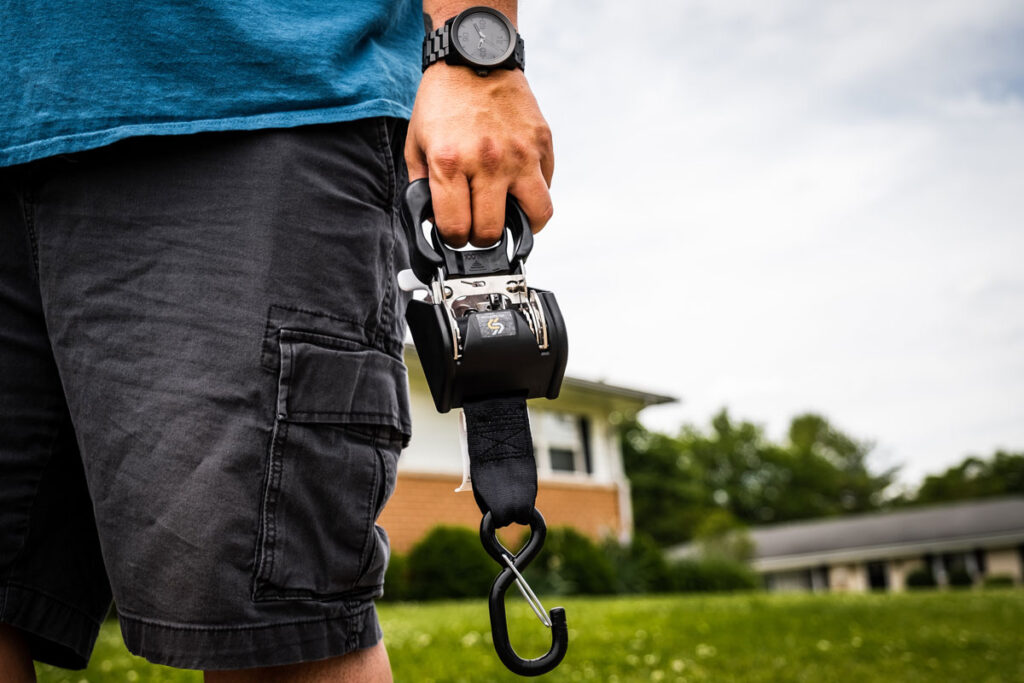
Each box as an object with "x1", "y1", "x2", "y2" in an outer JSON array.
[{"x1": 379, "y1": 472, "x2": 624, "y2": 553}]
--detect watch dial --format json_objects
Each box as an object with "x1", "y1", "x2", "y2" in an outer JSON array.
[{"x1": 456, "y1": 11, "x2": 511, "y2": 64}]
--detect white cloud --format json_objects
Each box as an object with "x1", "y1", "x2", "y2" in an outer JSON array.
[{"x1": 518, "y1": 0, "x2": 1024, "y2": 483}]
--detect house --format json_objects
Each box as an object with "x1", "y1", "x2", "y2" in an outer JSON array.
[
  {"x1": 377, "y1": 347, "x2": 676, "y2": 552},
  {"x1": 736, "y1": 497, "x2": 1024, "y2": 592}
]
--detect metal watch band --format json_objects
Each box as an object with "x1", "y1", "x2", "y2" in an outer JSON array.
[
  {"x1": 422, "y1": 25, "x2": 451, "y2": 71},
  {"x1": 421, "y1": 24, "x2": 525, "y2": 73}
]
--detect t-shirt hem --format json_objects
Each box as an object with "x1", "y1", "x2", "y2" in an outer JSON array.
[{"x1": 0, "y1": 99, "x2": 413, "y2": 168}]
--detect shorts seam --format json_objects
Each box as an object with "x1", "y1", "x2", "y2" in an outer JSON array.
[
  {"x1": 356, "y1": 433, "x2": 382, "y2": 578},
  {"x1": 19, "y1": 189, "x2": 40, "y2": 276},
  {"x1": 118, "y1": 604, "x2": 375, "y2": 633},
  {"x1": 0, "y1": 581, "x2": 104, "y2": 627},
  {"x1": 372, "y1": 118, "x2": 398, "y2": 353},
  {"x1": 287, "y1": 410, "x2": 403, "y2": 418},
  {"x1": 260, "y1": 305, "x2": 376, "y2": 371}
]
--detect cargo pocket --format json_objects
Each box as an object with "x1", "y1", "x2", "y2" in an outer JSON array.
[{"x1": 252, "y1": 330, "x2": 411, "y2": 602}]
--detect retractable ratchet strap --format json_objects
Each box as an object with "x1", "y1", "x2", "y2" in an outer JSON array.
[
  {"x1": 463, "y1": 396, "x2": 537, "y2": 527},
  {"x1": 399, "y1": 179, "x2": 569, "y2": 676}
]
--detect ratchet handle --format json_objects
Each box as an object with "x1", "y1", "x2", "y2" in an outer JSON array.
[{"x1": 401, "y1": 178, "x2": 533, "y2": 283}]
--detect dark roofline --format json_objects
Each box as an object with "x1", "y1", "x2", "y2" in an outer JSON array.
[
  {"x1": 749, "y1": 495, "x2": 1024, "y2": 536},
  {"x1": 668, "y1": 496, "x2": 1024, "y2": 568},
  {"x1": 561, "y1": 376, "x2": 677, "y2": 407}
]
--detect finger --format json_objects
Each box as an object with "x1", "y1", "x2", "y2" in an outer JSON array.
[
  {"x1": 430, "y1": 175, "x2": 472, "y2": 248},
  {"x1": 468, "y1": 178, "x2": 509, "y2": 248},
  {"x1": 509, "y1": 173, "x2": 554, "y2": 234},
  {"x1": 404, "y1": 128, "x2": 428, "y2": 181}
]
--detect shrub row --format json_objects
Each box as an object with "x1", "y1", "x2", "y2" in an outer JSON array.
[
  {"x1": 383, "y1": 525, "x2": 758, "y2": 601},
  {"x1": 905, "y1": 566, "x2": 1019, "y2": 590}
]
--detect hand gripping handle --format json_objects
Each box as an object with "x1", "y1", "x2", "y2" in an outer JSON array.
[{"x1": 400, "y1": 179, "x2": 534, "y2": 284}]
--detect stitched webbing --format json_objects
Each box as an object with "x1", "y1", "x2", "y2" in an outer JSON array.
[{"x1": 463, "y1": 396, "x2": 538, "y2": 527}]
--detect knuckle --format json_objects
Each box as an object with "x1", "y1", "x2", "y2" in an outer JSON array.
[
  {"x1": 534, "y1": 124, "x2": 553, "y2": 151},
  {"x1": 476, "y1": 137, "x2": 502, "y2": 174},
  {"x1": 508, "y1": 139, "x2": 530, "y2": 166},
  {"x1": 429, "y1": 147, "x2": 462, "y2": 178},
  {"x1": 439, "y1": 221, "x2": 471, "y2": 246},
  {"x1": 445, "y1": 216, "x2": 472, "y2": 237},
  {"x1": 470, "y1": 226, "x2": 502, "y2": 247}
]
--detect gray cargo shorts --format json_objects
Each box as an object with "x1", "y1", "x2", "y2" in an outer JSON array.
[{"x1": 0, "y1": 118, "x2": 412, "y2": 670}]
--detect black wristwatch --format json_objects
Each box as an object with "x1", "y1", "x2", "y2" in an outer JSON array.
[{"x1": 422, "y1": 6, "x2": 525, "y2": 76}]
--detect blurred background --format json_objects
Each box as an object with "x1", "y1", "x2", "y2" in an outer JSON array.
[{"x1": 523, "y1": 0, "x2": 1023, "y2": 486}]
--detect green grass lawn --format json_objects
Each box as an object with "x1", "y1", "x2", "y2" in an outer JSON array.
[{"x1": 36, "y1": 590, "x2": 1024, "y2": 682}]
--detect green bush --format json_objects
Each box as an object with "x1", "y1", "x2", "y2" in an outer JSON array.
[
  {"x1": 382, "y1": 550, "x2": 409, "y2": 601},
  {"x1": 905, "y1": 567, "x2": 937, "y2": 589},
  {"x1": 405, "y1": 526, "x2": 494, "y2": 600},
  {"x1": 521, "y1": 527, "x2": 617, "y2": 595},
  {"x1": 669, "y1": 557, "x2": 758, "y2": 592},
  {"x1": 983, "y1": 574, "x2": 1016, "y2": 588},
  {"x1": 602, "y1": 533, "x2": 674, "y2": 594},
  {"x1": 948, "y1": 568, "x2": 974, "y2": 588}
]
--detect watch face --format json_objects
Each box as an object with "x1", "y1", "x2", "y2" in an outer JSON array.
[{"x1": 455, "y1": 10, "x2": 512, "y2": 65}]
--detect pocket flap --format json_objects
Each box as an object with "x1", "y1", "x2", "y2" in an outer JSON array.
[{"x1": 277, "y1": 330, "x2": 411, "y2": 437}]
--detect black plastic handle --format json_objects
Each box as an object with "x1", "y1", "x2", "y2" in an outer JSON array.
[{"x1": 400, "y1": 178, "x2": 534, "y2": 284}]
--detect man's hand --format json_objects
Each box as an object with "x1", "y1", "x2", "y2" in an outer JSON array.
[{"x1": 405, "y1": 61, "x2": 554, "y2": 248}]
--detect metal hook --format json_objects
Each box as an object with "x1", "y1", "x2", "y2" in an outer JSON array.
[{"x1": 480, "y1": 509, "x2": 569, "y2": 677}]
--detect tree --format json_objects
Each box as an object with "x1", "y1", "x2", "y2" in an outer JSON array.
[
  {"x1": 910, "y1": 451, "x2": 1024, "y2": 505},
  {"x1": 621, "y1": 421, "x2": 710, "y2": 547},
  {"x1": 622, "y1": 410, "x2": 895, "y2": 547}
]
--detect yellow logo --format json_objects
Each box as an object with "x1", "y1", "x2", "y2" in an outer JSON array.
[{"x1": 486, "y1": 316, "x2": 504, "y2": 334}]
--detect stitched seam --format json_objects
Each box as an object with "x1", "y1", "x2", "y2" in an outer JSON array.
[
  {"x1": 281, "y1": 331, "x2": 377, "y2": 351},
  {"x1": 287, "y1": 410, "x2": 402, "y2": 419},
  {"x1": 356, "y1": 433, "x2": 381, "y2": 584},
  {"x1": 252, "y1": 338, "x2": 292, "y2": 597},
  {"x1": 1, "y1": 581, "x2": 104, "y2": 627},
  {"x1": 260, "y1": 305, "x2": 375, "y2": 370},
  {"x1": 119, "y1": 602, "x2": 375, "y2": 633},
  {"x1": 377, "y1": 192, "x2": 400, "y2": 353},
  {"x1": 252, "y1": 585, "x2": 383, "y2": 603},
  {"x1": 250, "y1": 424, "x2": 277, "y2": 600},
  {"x1": 373, "y1": 117, "x2": 397, "y2": 352},
  {"x1": 19, "y1": 189, "x2": 40, "y2": 277}
]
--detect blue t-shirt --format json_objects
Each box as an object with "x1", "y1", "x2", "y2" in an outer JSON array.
[{"x1": 1, "y1": 1, "x2": 423, "y2": 167}]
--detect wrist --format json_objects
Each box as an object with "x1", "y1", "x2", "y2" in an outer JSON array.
[{"x1": 422, "y1": 5, "x2": 524, "y2": 76}]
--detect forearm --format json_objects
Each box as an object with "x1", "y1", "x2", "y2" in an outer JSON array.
[{"x1": 422, "y1": 1, "x2": 517, "y2": 31}]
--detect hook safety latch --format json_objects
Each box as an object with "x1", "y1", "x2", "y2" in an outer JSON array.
[{"x1": 480, "y1": 509, "x2": 569, "y2": 677}]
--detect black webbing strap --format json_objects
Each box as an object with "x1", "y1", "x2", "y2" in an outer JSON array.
[{"x1": 463, "y1": 396, "x2": 538, "y2": 528}]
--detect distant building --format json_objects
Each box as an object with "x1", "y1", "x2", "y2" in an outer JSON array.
[
  {"x1": 729, "y1": 498, "x2": 1024, "y2": 592},
  {"x1": 378, "y1": 347, "x2": 676, "y2": 553}
]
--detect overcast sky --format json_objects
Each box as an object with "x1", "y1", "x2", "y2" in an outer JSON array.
[{"x1": 516, "y1": 0, "x2": 1024, "y2": 485}]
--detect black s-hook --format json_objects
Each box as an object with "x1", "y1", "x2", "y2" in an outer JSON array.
[{"x1": 480, "y1": 509, "x2": 569, "y2": 677}]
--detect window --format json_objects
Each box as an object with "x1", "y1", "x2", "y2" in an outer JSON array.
[
  {"x1": 866, "y1": 561, "x2": 888, "y2": 591},
  {"x1": 550, "y1": 448, "x2": 576, "y2": 472},
  {"x1": 538, "y1": 412, "x2": 592, "y2": 475}
]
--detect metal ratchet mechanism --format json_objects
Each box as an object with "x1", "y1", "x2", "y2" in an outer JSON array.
[{"x1": 399, "y1": 179, "x2": 568, "y2": 413}]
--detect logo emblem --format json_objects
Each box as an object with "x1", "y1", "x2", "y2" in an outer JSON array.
[{"x1": 476, "y1": 310, "x2": 515, "y2": 338}]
